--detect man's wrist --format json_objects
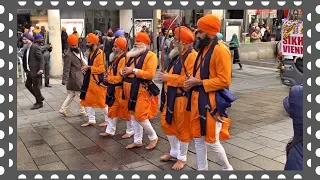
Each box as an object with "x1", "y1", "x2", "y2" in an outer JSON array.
[{"x1": 133, "y1": 68, "x2": 139, "y2": 75}]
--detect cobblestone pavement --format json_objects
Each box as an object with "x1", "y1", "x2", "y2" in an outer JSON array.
[{"x1": 17, "y1": 64, "x2": 292, "y2": 171}]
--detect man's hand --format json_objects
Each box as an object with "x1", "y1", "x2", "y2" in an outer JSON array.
[
  {"x1": 184, "y1": 76, "x2": 202, "y2": 89},
  {"x1": 122, "y1": 67, "x2": 134, "y2": 76},
  {"x1": 62, "y1": 81, "x2": 66, "y2": 85},
  {"x1": 81, "y1": 65, "x2": 90, "y2": 73},
  {"x1": 103, "y1": 72, "x2": 108, "y2": 81},
  {"x1": 37, "y1": 69, "x2": 44, "y2": 75},
  {"x1": 158, "y1": 71, "x2": 168, "y2": 82}
]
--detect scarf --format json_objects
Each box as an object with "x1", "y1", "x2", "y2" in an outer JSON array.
[
  {"x1": 160, "y1": 46, "x2": 193, "y2": 125},
  {"x1": 80, "y1": 48, "x2": 100, "y2": 100},
  {"x1": 230, "y1": 34, "x2": 239, "y2": 48},
  {"x1": 124, "y1": 50, "x2": 149, "y2": 111},
  {"x1": 106, "y1": 53, "x2": 126, "y2": 106}
]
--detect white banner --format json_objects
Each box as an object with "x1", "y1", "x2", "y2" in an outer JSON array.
[
  {"x1": 281, "y1": 34, "x2": 303, "y2": 57},
  {"x1": 60, "y1": 19, "x2": 85, "y2": 38}
]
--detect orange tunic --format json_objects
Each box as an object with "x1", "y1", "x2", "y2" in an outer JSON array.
[
  {"x1": 190, "y1": 41, "x2": 232, "y2": 143},
  {"x1": 160, "y1": 49, "x2": 197, "y2": 143},
  {"x1": 80, "y1": 49, "x2": 107, "y2": 108},
  {"x1": 123, "y1": 51, "x2": 159, "y2": 121},
  {"x1": 107, "y1": 54, "x2": 130, "y2": 120}
]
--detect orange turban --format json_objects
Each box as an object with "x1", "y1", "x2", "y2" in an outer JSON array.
[
  {"x1": 86, "y1": 33, "x2": 99, "y2": 45},
  {"x1": 67, "y1": 34, "x2": 79, "y2": 45},
  {"x1": 174, "y1": 26, "x2": 195, "y2": 44},
  {"x1": 197, "y1": 14, "x2": 220, "y2": 36},
  {"x1": 114, "y1": 37, "x2": 127, "y2": 51},
  {"x1": 135, "y1": 32, "x2": 150, "y2": 45},
  {"x1": 61, "y1": 27, "x2": 66, "y2": 31}
]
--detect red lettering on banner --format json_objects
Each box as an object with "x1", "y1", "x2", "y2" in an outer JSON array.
[
  {"x1": 283, "y1": 45, "x2": 303, "y2": 54},
  {"x1": 298, "y1": 37, "x2": 303, "y2": 46},
  {"x1": 291, "y1": 36, "x2": 297, "y2": 45}
]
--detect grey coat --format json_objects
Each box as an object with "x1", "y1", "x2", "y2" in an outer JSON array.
[
  {"x1": 62, "y1": 48, "x2": 84, "y2": 91},
  {"x1": 36, "y1": 42, "x2": 51, "y2": 62}
]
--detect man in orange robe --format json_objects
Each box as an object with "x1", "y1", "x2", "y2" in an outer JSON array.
[
  {"x1": 100, "y1": 37, "x2": 134, "y2": 138},
  {"x1": 158, "y1": 26, "x2": 197, "y2": 170},
  {"x1": 80, "y1": 33, "x2": 110, "y2": 127},
  {"x1": 122, "y1": 32, "x2": 159, "y2": 150},
  {"x1": 184, "y1": 14, "x2": 233, "y2": 171}
]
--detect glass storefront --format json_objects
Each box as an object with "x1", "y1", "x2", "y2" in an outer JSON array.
[{"x1": 84, "y1": 10, "x2": 120, "y2": 35}]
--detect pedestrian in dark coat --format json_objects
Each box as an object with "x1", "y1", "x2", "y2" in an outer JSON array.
[
  {"x1": 22, "y1": 33, "x2": 45, "y2": 110},
  {"x1": 34, "y1": 34, "x2": 52, "y2": 87},
  {"x1": 229, "y1": 34, "x2": 243, "y2": 70},
  {"x1": 283, "y1": 85, "x2": 303, "y2": 170},
  {"x1": 61, "y1": 27, "x2": 69, "y2": 53}
]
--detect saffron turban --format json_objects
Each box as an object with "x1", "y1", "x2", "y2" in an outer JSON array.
[
  {"x1": 174, "y1": 26, "x2": 195, "y2": 44},
  {"x1": 135, "y1": 32, "x2": 150, "y2": 45},
  {"x1": 61, "y1": 27, "x2": 66, "y2": 31},
  {"x1": 86, "y1": 33, "x2": 99, "y2": 45},
  {"x1": 67, "y1": 34, "x2": 79, "y2": 45},
  {"x1": 197, "y1": 14, "x2": 221, "y2": 36},
  {"x1": 114, "y1": 37, "x2": 127, "y2": 51}
]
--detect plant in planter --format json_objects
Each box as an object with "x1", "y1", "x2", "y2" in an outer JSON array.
[{"x1": 276, "y1": 51, "x2": 285, "y2": 78}]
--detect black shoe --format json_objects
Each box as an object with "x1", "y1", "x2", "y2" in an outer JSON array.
[
  {"x1": 45, "y1": 84, "x2": 52, "y2": 87},
  {"x1": 31, "y1": 103, "x2": 43, "y2": 110}
]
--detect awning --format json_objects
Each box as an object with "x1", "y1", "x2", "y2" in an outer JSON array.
[{"x1": 247, "y1": 9, "x2": 277, "y2": 15}]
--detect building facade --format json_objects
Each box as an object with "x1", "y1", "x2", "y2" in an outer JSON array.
[{"x1": 17, "y1": 9, "x2": 154, "y2": 36}]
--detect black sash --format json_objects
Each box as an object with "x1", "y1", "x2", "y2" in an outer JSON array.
[
  {"x1": 160, "y1": 46, "x2": 193, "y2": 125},
  {"x1": 186, "y1": 38, "x2": 218, "y2": 136},
  {"x1": 124, "y1": 50, "x2": 148, "y2": 111},
  {"x1": 105, "y1": 53, "x2": 126, "y2": 106},
  {"x1": 80, "y1": 48, "x2": 100, "y2": 100}
]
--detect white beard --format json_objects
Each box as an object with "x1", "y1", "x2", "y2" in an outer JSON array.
[
  {"x1": 84, "y1": 49, "x2": 90, "y2": 59},
  {"x1": 168, "y1": 46, "x2": 180, "y2": 60},
  {"x1": 109, "y1": 51, "x2": 119, "y2": 62},
  {"x1": 127, "y1": 45, "x2": 147, "y2": 58}
]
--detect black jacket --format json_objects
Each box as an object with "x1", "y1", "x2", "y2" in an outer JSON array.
[{"x1": 22, "y1": 44, "x2": 45, "y2": 77}]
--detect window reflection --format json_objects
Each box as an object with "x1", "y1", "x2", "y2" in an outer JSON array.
[{"x1": 85, "y1": 10, "x2": 120, "y2": 35}]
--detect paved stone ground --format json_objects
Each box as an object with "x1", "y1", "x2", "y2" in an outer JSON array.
[
  {"x1": 17, "y1": 63, "x2": 293, "y2": 171},
  {"x1": 240, "y1": 58, "x2": 278, "y2": 69}
]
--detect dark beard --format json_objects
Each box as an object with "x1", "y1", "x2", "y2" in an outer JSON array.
[
  {"x1": 196, "y1": 35, "x2": 211, "y2": 50},
  {"x1": 71, "y1": 48, "x2": 80, "y2": 53},
  {"x1": 86, "y1": 45, "x2": 94, "y2": 51}
]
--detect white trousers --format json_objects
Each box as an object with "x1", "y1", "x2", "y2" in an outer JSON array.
[
  {"x1": 194, "y1": 121, "x2": 233, "y2": 171},
  {"x1": 61, "y1": 90, "x2": 86, "y2": 114},
  {"x1": 85, "y1": 106, "x2": 109, "y2": 124},
  {"x1": 131, "y1": 115, "x2": 158, "y2": 144},
  {"x1": 105, "y1": 117, "x2": 134, "y2": 136},
  {"x1": 167, "y1": 135, "x2": 189, "y2": 162}
]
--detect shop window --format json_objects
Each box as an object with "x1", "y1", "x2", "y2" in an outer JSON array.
[
  {"x1": 227, "y1": 10, "x2": 244, "y2": 19},
  {"x1": 85, "y1": 10, "x2": 119, "y2": 35}
]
